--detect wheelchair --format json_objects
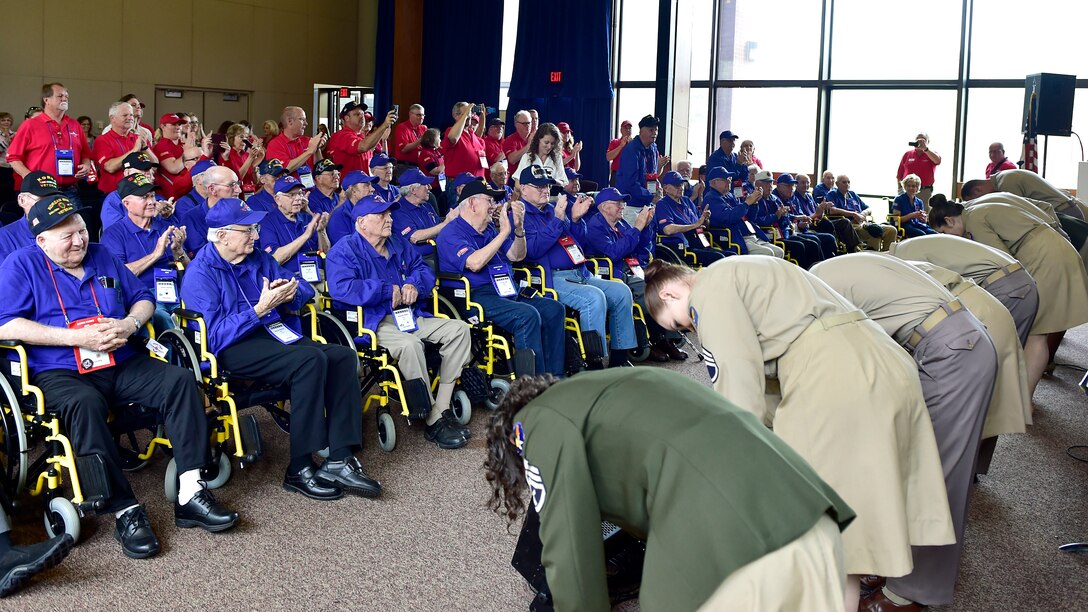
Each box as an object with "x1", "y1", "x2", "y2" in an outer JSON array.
[
  {"x1": 759, "y1": 225, "x2": 802, "y2": 266},
  {"x1": 584, "y1": 258, "x2": 653, "y2": 363},
  {"x1": 0, "y1": 328, "x2": 232, "y2": 544}
]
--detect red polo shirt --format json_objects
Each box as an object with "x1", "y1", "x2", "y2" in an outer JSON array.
[
  {"x1": 151, "y1": 138, "x2": 192, "y2": 199},
  {"x1": 607, "y1": 138, "x2": 627, "y2": 172},
  {"x1": 985, "y1": 158, "x2": 1017, "y2": 178},
  {"x1": 897, "y1": 149, "x2": 939, "y2": 186},
  {"x1": 442, "y1": 127, "x2": 487, "y2": 178},
  {"x1": 393, "y1": 121, "x2": 427, "y2": 165},
  {"x1": 502, "y1": 132, "x2": 529, "y2": 178},
  {"x1": 265, "y1": 133, "x2": 314, "y2": 181},
  {"x1": 417, "y1": 147, "x2": 444, "y2": 189},
  {"x1": 6, "y1": 113, "x2": 89, "y2": 189},
  {"x1": 328, "y1": 127, "x2": 371, "y2": 175},
  {"x1": 92, "y1": 129, "x2": 139, "y2": 194}
]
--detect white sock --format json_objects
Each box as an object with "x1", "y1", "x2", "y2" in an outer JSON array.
[
  {"x1": 426, "y1": 382, "x2": 457, "y2": 426},
  {"x1": 178, "y1": 469, "x2": 202, "y2": 505},
  {"x1": 115, "y1": 504, "x2": 139, "y2": 519}
]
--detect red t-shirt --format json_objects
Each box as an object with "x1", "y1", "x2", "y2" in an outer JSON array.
[
  {"x1": 897, "y1": 149, "x2": 939, "y2": 186},
  {"x1": 606, "y1": 138, "x2": 627, "y2": 172},
  {"x1": 985, "y1": 159, "x2": 1017, "y2": 179},
  {"x1": 501, "y1": 132, "x2": 529, "y2": 178},
  {"x1": 328, "y1": 127, "x2": 370, "y2": 175},
  {"x1": 92, "y1": 129, "x2": 138, "y2": 194},
  {"x1": 417, "y1": 147, "x2": 444, "y2": 190},
  {"x1": 393, "y1": 121, "x2": 427, "y2": 166},
  {"x1": 151, "y1": 138, "x2": 192, "y2": 199},
  {"x1": 442, "y1": 127, "x2": 487, "y2": 178},
  {"x1": 265, "y1": 133, "x2": 314, "y2": 181},
  {"x1": 222, "y1": 149, "x2": 258, "y2": 193},
  {"x1": 6, "y1": 113, "x2": 89, "y2": 189}
]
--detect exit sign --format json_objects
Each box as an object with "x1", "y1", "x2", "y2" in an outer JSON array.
[
  {"x1": 339, "y1": 88, "x2": 350, "y2": 97},
  {"x1": 550, "y1": 71, "x2": 562, "y2": 83}
]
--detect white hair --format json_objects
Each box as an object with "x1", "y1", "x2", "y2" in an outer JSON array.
[
  {"x1": 514, "y1": 110, "x2": 530, "y2": 122},
  {"x1": 207, "y1": 227, "x2": 223, "y2": 243},
  {"x1": 108, "y1": 101, "x2": 133, "y2": 118}
]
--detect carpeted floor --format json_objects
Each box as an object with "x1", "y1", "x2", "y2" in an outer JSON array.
[{"x1": 5, "y1": 325, "x2": 1088, "y2": 610}]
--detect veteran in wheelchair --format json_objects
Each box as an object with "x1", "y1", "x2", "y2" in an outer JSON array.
[{"x1": 0, "y1": 194, "x2": 239, "y2": 560}]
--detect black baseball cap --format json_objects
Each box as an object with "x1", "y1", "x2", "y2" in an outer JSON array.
[
  {"x1": 20, "y1": 171, "x2": 62, "y2": 197},
  {"x1": 519, "y1": 165, "x2": 557, "y2": 187},
  {"x1": 339, "y1": 100, "x2": 368, "y2": 117},
  {"x1": 314, "y1": 158, "x2": 343, "y2": 175},
  {"x1": 27, "y1": 194, "x2": 87, "y2": 236},
  {"x1": 638, "y1": 115, "x2": 660, "y2": 128},
  {"x1": 458, "y1": 180, "x2": 507, "y2": 204},
  {"x1": 117, "y1": 173, "x2": 161, "y2": 199},
  {"x1": 122, "y1": 152, "x2": 159, "y2": 171}
]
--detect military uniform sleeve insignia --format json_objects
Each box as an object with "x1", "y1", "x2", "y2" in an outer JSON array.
[
  {"x1": 523, "y1": 459, "x2": 547, "y2": 512},
  {"x1": 701, "y1": 346, "x2": 718, "y2": 382}
]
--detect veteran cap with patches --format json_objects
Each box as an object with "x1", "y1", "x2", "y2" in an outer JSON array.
[{"x1": 27, "y1": 194, "x2": 87, "y2": 236}]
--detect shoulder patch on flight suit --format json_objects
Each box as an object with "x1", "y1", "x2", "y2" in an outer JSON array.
[
  {"x1": 701, "y1": 346, "x2": 718, "y2": 382},
  {"x1": 524, "y1": 459, "x2": 547, "y2": 512},
  {"x1": 689, "y1": 306, "x2": 699, "y2": 329}
]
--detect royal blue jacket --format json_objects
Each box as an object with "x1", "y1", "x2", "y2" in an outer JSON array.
[
  {"x1": 702, "y1": 188, "x2": 767, "y2": 254},
  {"x1": 391, "y1": 198, "x2": 441, "y2": 258},
  {"x1": 260, "y1": 208, "x2": 319, "y2": 274},
  {"x1": 748, "y1": 193, "x2": 794, "y2": 239},
  {"x1": 582, "y1": 212, "x2": 654, "y2": 270},
  {"x1": 517, "y1": 199, "x2": 589, "y2": 272},
  {"x1": 615, "y1": 138, "x2": 658, "y2": 208},
  {"x1": 326, "y1": 232, "x2": 435, "y2": 332},
  {"x1": 436, "y1": 216, "x2": 516, "y2": 291}
]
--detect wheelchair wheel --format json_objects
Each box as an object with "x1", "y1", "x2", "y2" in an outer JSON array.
[
  {"x1": 435, "y1": 294, "x2": 462, "y2": 320},
  {"x1": 304, "y1": 310, "x2": 360, "y2": 371},
  {"x1": 164, "y1": 453, "x2": 233, "y2": 501},
  {"x1": 485, "y1": 378, "x2": 511, "y2": 411},
  {"x1": 157, "y1": 328, "x2": 201, "y2": 383},
  {"x1": 451, "y1": 390, "x2": 472, "y2": 426},
  {"x1": 43, "y1": 497, "x2": 80, "y2": 543},
  {"x1": 376, "y1": 411, "x2": 397, "y2": 452},
  {"x1": 116, "y1": 425, "x2": 163, "y2": 472},
  {"x1": 629, "y1": 346, "x2": 651, "y2": 363},
  {"x1": 0, "y1": 374, "x2": 28, "y2": 500}
]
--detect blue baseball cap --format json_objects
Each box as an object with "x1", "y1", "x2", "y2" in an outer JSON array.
[
  {"x1": 593, "y1": 187, "x2": 630, "y2": 206},
  {"x1": 274, "y1": 175, "x2": 303, "y2": 193},
  {"x1": 564, "y1": 168, "x2": 581, "y2": 181},
  {"x1": 190, "y1": 159, "x2": 216, "y2": 178},
  {"x1": 451, "y1": 172, "x2": 477, "y2": 189},
  {"x1": 519, "y1": 165, "x2": 556, "y2": 187},
  {"x1": 370, "y1": 153, "x2": 393, "y2": 168},
  {"x1": 341, "y1": 170, "x2": 379, "y2": 190},
  {"x1": 257, "y1": 158, "x2": 287, "y2": 177},
  {"x1": 719, "y1": 130, "x2": 739, "y2": 140},
  {"x1": 706, "y1": 166, "x2": 732, "y2": 183},
  {"x1": 776, "y1": 173, "x2": 798, "y2": 184},
  {"x1": 398, "y1": 168, "x2": 432, "y2": 187},
  {"x1": 206, "y1": 198, "x2": 266, "y2": 228},
  {"x1": 660, "y1": 171, "x2": 684, "y2": 186},
  {"x1": 349, "y1": 195, "x2": 398, "y2": 221}
]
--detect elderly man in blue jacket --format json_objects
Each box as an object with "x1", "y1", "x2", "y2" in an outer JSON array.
[{"x1": 326, "y1": 194, "x2": 472, "y2": 450}]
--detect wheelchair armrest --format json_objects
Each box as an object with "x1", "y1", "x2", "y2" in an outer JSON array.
[
  {"x1": 0, "y1": 340, "x2": 17, "y2": 348},
  {"x1": 173, "y1": 308, "x2": 205, "y2": 321},
  {"x1": 586, "y1": 257, "x2": 614, "y2": 280}
]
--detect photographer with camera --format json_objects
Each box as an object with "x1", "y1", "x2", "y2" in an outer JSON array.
[
  {"x1": 442, "y1": 102, "x2": 488, "y2": 180},
  {"x1": 896, "y1": 132, "x2": 941, "y2": 212}
]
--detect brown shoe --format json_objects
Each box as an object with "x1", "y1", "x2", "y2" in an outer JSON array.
[
  {"x1": 860, "y1": 575, "x2": 886, "y2": 596},
  {"x1": 861, "y1": 587, "x2": 925, "y2": 611},
  {"x1": 663, "y1": 341, "x2": 688, "y2": 361},
  {"x1": 647, "y1": 343, "x2": 669, "y2": 362}
]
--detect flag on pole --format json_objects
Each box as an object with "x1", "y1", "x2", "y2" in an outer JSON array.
[{"x1": 1022, "y1": 86, "x2": 1039, "y2": 173}]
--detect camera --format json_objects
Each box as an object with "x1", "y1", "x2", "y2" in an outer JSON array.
[
  {"x1": 392, "y1": 104, "x2": 399, "y2": 115},
  {"x1": 473, "y1": 104, "x2": 485, "y2": 114},
  {"x1": 908, "y1": 141, "x2": 919, "y2": 147}
]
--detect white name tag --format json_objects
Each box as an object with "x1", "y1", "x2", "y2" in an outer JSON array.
[
  {"x1": 146, "y1": 337, "x2": 169, "y2": 359},
  {"x1": 300, "y1": 260, "x2": 319, "y2": 282},
  {"x1": 393, "y1": 306, "x2": 417, "y2": 332},
  {"x1": 266, "y1": 321, "x2": 302, "y2": 344},
  {"x1": 156, "y1": 279, "x2": 178, "y2": 303},
  {"x1": 299, "y1": 172, "x2": 315, "y2": 189},
  {"x1": 76, "y1": 346, "x2": 112, "y2": 369}
]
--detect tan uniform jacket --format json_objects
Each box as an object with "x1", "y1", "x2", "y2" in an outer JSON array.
[
  {"x1": 890, "y1": 233, "x2": 1017, "y2": 285},
  {"x1": 993, "y1": 169, "x2": 1088, "y2": 219}
]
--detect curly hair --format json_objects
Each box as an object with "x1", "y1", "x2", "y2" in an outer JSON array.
[
  {"x1": 484, "y1": 374, "x2": 561, "y2": 526},
  {"x1": 526, "y1": 123, "x2": 563, "y2": 169}
]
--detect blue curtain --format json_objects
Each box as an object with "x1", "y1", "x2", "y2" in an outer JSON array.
[
  {"x1": 508, "y1": 0, "x2": 614, "y2": 185},
  {"x1": 374, "y1": 0, "x2": 396, "y2": 116},
  {"x1": 420, "y1": 0, "x2": 505, "y2": 133}
]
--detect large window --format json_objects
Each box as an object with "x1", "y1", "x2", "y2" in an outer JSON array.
[
  {"x1": 616, "y1": 88, "x2": 656, "y2": 129},
  {"x1": 686, "y1": 88, "x2": 710, "y2": 165},
  {"x1": 970, "y1": 0, "x2": 1088, "y2": 79},
  {"x1": 618, "y1": 0, "x2": 660, "y2": 81},
  {"x1": 829, "y1": 0, "x2": 963, "y2": 80},
  {"x1": 715, "y1": 87, "x2": 819, "y2": 175},
  {"x1": 716, "y1": 0, "x2": 822, "y2": 81}
]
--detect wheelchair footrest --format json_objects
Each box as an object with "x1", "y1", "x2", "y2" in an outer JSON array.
[
  {"x1": 402, "y1": 378, "x2": 433, "y2": 422},
  {"x1": 74, "y1": 454, "x2": 111, "y2": 512},
  {"x1": 459, "y1": 367, "x2": 489, "y2": 404},
  {"x1": 581, "y1": 331, "x2": 606, "y2": 371},
  {"x1": 238, "y1": 414, "x2": 263, "y2": 465},
  {"x1": 514, "y1": 349, "x2": 537, "y2": 377}
]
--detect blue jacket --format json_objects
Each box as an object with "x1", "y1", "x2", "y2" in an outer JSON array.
[
  {"x1": 326, "y1": 232, "x2": 435, "y2": 332},
  {"x1": 0, "y1": 218, "x2": 34, "y2": 263},
  {"x1": 582, "y1": 212, "x2": 654, "y2": 270},
  {"x1": 825, "y1": 190, "x2": 870, "y2": 214},
  {"x1": 517, "y1": 199, "x2": 589, "y2": 272},
  {"x1": 179, "y1": 243, "x2": 313, "y2": 354},
  {"x1": 436, "y1": 216, "x2": 515, "y2": 290},
  {"x1": 100, "y1": 214, "x2": 178, "y2": 291},
  {"x1": 702, "y1": 188, "x2": 767, "y2": 254},
  {"x1": 307, "y1": 188, "x2": 338, "y2": 215},
  {"x1": 748, "y1": 193, "x2": 793, "y2": 238},
  {"x1": 246, "y1": 189, "x2": 276, "y2": 213},
  {"x1": 706, "y1": 150, "x2": 746, "y2": 179},
  {"x1": 892, "y1": 193, "x2": 930, "y2": 231},
  {"x1": 788, "y1": 192, "x2": 819, "y2": 217},
  {"x1": 260, "y1": 207, "x2": 319, "y2": 273},
  {"x1": 391, "y1": 198, "x2": 441, "y2": 258},
  {"x1": 102, "y1": 190, "x2": 183, "y2": 231},
  {"x1": 615, "y1": 138, "x2": 658, "y2": 208},
  {"x1": 812, "y1": 183, "x2": 833, "y2": 203},
  {"x1": 654, "y1": 194, "x2": 701, "y2": 249},
  {"x1": 327, "y1": 198, "x2": 360, "y2": 245}
]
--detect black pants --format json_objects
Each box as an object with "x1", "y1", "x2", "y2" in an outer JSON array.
[
  {"x1": 217, "y1": 332, "x2": 362, "y2": 458},
  {"x1": 799, "y1": 229, "x2": 839, "y2": 259},
  {"x1": 34, "y1": 354, "x2": 209, "y2": 512}
]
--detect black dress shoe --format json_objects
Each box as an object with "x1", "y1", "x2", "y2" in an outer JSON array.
[
  {"x1": 283, "y1": 465, "x2": 344, "y2": 501},
  {"x1": 647, "y1": 343, "x2": 670, "y2": 362},
  {"x1": 175, "y1": 488, "x2": 240, "y2": 532},
  {"x1": 424, "y1": 418, "x2": 468, "y2": 449},
  {"x1": 663, "y1": 342, "x2": 688, "y2": 361},
  {"x1": 114, "y1": 506, "x2": 160, "y2": 559},
  {"x1": 0, "y1": 533, "x2": 73, "y2": 597},
  {"x1": 315, "y1": 457, "x2": 382, "y2": 498},
  {"x1": 441, "y1": 409, "x2": 471, "y2": 439}
]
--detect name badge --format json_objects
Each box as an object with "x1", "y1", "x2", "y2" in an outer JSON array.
[
  {"x1": 392, "y1": 306, "x2": 418, "y2": 332},
  {"x1": 69, "y1": 316, "x2": 116, "y2": 374},
  {"x1": 299, "y1": 255, "x2": 321, "y2": 283},
  {"x1": 558, "y1": 235, "x2": 586, "y2": 265},
  {"x1": 744, "y1": 219, "x2": 758, "y2": 234},
  {"x1": 733, "y1": 185, "x2": 743, "y2": 198},
  {"x1": 145, "y1": 337, "x2": 169, "y2": 360},
  {"x1": 694, "y1": 227, "x2": 711, "y2": 247},
  {"x1": 154, "y1": 268, "x2": 178, "y2": 304},
  {"x1": 438, "y1": 173, "x2": 447, "y2": 192},
  {"x1": 266, "y1": 320, "x2": 302, "y2": 344},
  {"x1": 479, "y1": 154, "x2": 488, "y2": 170},
  {"x1": 298, "y1": 164, "x2": 315, "y2": 189},
  {"x1": 56, "y1": 148, "x2": 75, "y2": 177},
  {"x1": 624, "y1": 257, "x2": 644, "y2": 279},
  {"x1": 489, "y1": 264, "x2": 516, "y2": 297}
]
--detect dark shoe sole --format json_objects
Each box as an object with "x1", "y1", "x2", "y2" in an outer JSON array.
[
  {"x1": 113, "y1": 531, "x2": 160, "y2": 560},
  {"x1": 0, "y1": 535, "x2": 73, "y2": 597},
  {"x1": 282, "y1": 482, "x2": 345, "y2": 501},
  {"x1": 175, "y1": 516, "x2": 240, "y2": 533}
]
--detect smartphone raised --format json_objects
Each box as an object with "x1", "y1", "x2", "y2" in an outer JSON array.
[
  {"x1": 392, "y1": 104, "x2": 400, "y2": 115},
  {"x1": 473, "y1": 104, "x2": 485, "y2": 114},
  {"x1": 908, "y1": 141, "x2": 918, "y2": 147}
]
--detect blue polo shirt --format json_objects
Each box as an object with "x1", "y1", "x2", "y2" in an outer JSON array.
[
  {"x1": 246, "y1": 189, "x2": 275, "y2": 213},
  {"x1": 374, "y1": 182, "x2": 397, "y2": 204},
  {"x1": 812, "y1": 183, "x2": 833, "y2": 203},
  {"x1": 260, "y1": 207, "x2": 318, "y2": 273},
  {"x1": 654, "y1": 194, "x2": 701, "y2": 248},
  {"x1": 101, "y1": 190, "x2": 182, "y2": 230},
  {"x1": 437, "y1": 216, "x2": 515, "y2": 290},
  {"x1": 0, "y1": 244, "x2": 151, "y2": 375},
  {"x1": 582, "y1": 212, "x2": 654, "y2": 270},
  {"x1": 615, "y1": 138, "x2": 658, "y2": 208},
  {"x1": 749, "y1": 192, "x2": 793, "y2": 238},
  {"x1": 100, "y1": 215, "x2": 177, "y2": 291},
  {"x1": 702, "y1": 188, "x2": 767, "y2": 254},
  {"x1": 826, "y1": 190, "x2": 870, "y2": 214},
  {"x1": 519, "y1": 199, "x2": 589, "y2": 272},
  {"x1": 180, "y1": 203, "x2": 212, "y2": 254},
  {"x1": 326, "y1": 232, "x2": 435, "y2": 332},
  {"x1": 892, "y1": 193, "x2": 932, "y2": 232},
  {"x1": 707, "y1": 149, "x2": 746, "y2": 179},
  {"x1": 391, "y1": 198, "x2": 440, "y2": 258},
  {"x1": 0, "y1": 218, "x2": 34, "y2": 263},
  {"x1": 789, "y1": 192, "x2": 819, "y2": 217},
  {"x1": 307, "y1": 188, "x2": 338, "y2": 215},
  {"x1": 180, "y1": 244, "x2": 313, "y2": 354},
  {"x1": 327, "y1": 198, "x2": 360, "y2": 245}
]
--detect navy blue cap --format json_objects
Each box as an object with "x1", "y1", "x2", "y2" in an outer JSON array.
[
  {"x1": 190, "y1": 159, "x2": 216, "y2": 177},
  {"x1": 257, "y1": 158, "x2": 287, "y2": 177},
  {"x1": 593, "y1": 187, "x2": 631, "y2": 206},
  {"x1": 719, "y1": 130, "x2": 739, "y2": 140},
  {"x1": 660, "y1": 171, "x2": 684, "y2": 186},
  {"x1": 341, "y1": 170, "x2": 379, "y2": 190},
  {"x1": 274, "y1": 175, "x2": 304, "y2": 193},
  {"x1": 638, "y1": 115, "x2": 660, "y2": 128},
  {"x1": 706, "y1": 167, "x2": 732, "y2": 183},
  {"x1": 564, "y1": 168, "x2": 581, "y2": 181},
  {"x1": 206, "y1": 198, "x2": 266, "y2": 228},
  {"x1": 370, "y1": 153, "x2": 393, "y2": 168},
  {"x1": 398, "y1": 168, "x2": 432, "y2": 187},
  {"x1": 452, "y1": 172, "x2": 477, "y2": 189},
  {"x1": 776, "y1": 173, "x2": 798, "y2": 184},
  {"x1": 519, "y1": 165, "x2": 556, "y2": 187},
  {"x1": 350, "y1": 195, "x2": 398, "y2": 221},
  {"x1": 27, "y1": 194, "x2": 87, "y2": 236}
]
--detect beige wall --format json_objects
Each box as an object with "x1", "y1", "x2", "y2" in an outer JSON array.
[{"x1": 0, "y1": 0, "x2": 376, "y2": 131}]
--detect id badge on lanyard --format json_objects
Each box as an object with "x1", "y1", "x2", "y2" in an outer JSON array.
[
  {"x1": 266, "y1": 320, "x2": 302, "y2": 344},
  {"x1": 558, "y1": 235, "x2": 585, "y2": 265},
  {"x1": 694, "y1": 227, "x2": 711, "y2": 247},
  {"x1": 393, "y1": 304, "x2": 418, "y2": 332},
  {"x1": 489, "y1": 264, "x2": 517, "y2": 297},
  {"x1": 744, "y1": 219, "x2": 758, "y2": 234},
  {"x1": 154, "y1": 268, "x2": 179, "y2": 304},
  {"x1": 479, "y1": 153, "x2": 489, "y2": 170},
  {"x1": 298, "y1": 254, "x2": 321, "y2": 283},
  {"x1": 624, "y1": 257, "x2": 644, "y2": 279},
  {"x1": 56, "y1": 149, "x2": 75, "y2": 177},
  {"x1": 298, "y1": 164, "x2": 315, "y2": 189},
  {"x1": 69, "y1": 316, "x2": 116, "y2": 373}
]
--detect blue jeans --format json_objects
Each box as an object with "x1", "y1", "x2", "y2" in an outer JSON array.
[
  {"x1": 152, "y1": 303, "x2": 177, "y2": 332},
  {"x1": 551, "y1": 268, "x2": 637, "y2": 353},
  {"x1": 472, "y1": 284, "x2": 566, "y2": 377}
]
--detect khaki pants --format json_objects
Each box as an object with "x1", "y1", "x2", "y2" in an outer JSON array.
[
  {"x1": 852, "y1": 223, "x2": 897, "y2": 251},
  {"x1": 375, "y1": 316, "x2": 473, "y2": 384},
  {"x1": 743, "y1": 235, "x2": 785, "y2": 257},
  {"x1": 697, "y1": 515, "x2": 846, "y2": 612}
]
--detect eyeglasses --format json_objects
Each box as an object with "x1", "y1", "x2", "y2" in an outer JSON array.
[
  {"x1": 209, "y1": 181, "x2": 242, "y2": 190},
  {"x1": 223, "y1": 225, "x2": 260, "y2": 235},
  {"x1": 278, "y1": 192, "x2": 308, "y2": 200},
  {"x1": 515, "y1": 121, "x2": 530, "y2": 126}
]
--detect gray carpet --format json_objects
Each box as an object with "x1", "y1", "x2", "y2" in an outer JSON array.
[{"x1": 6, "y1": 325, "x2": 1088, "y2": 610}]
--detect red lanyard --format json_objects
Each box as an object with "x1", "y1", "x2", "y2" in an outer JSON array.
[{"x1": 43, "y1": 253, "x2": 103, "y2": 326}]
